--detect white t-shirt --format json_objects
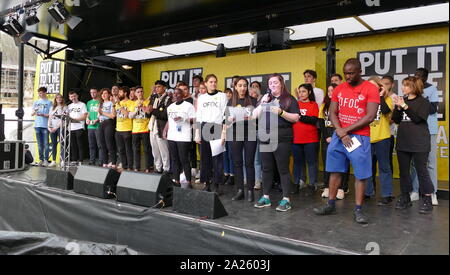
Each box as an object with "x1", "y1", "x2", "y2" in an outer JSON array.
[
  {"x1": 196, "y1": 91, "x2": 228, "y2": 124},
  {"x1": 313, "y1": 87, "x2": 325, "y2": 107},
  {"x1": 49, "y1": 106, "x2": 68, "y2": 129},
  {"x1": 167, "y1": 101, "x2": 196, "y2": 142},
  {"x1": 68, "y1": 102, "x2": 87, "y2": 131}
]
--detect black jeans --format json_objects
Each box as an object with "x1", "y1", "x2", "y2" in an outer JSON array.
[
  {"x1": 261, "y1": 141, "x2": 292, "y2": 198},
  {"x1": 397, "y1": 150, "x2": 434, "y2": 195},
  {"x1": 132, "y1": 132, "x2": 153, "y2": 170},
  {"x1": 199, "y1": 123, "x2": 224, "y2": 185},
  {"x1": 389, "y1": 135, "x2": 395, "y2": 174},
  {"x1": 70, "y1": 129, "x2": 84, "y2": 162},
  {"x1": 232, "y1": 141, "x2": 257, "y2": 190},
  {"x1": 115, "y1": 131, "x2": 133, "y2": 169},
  {"x1": 98, "y1": 119, "x2": 116, "y2": 165},
  {"x1": 168, "y1": 140, "x2": 192, "y2": 182},
  {"x1": 190, "y1": 141, "x2": 198, "y2": 169},
  {"x1": 88, "y1": 129, "x2": 100, "y2": 164}
]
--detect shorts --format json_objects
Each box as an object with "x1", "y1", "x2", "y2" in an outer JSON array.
[{"x1": 326, "y1": 133, "x2": 372, "y2": 180}]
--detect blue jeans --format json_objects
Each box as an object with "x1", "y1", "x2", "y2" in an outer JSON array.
[
  {"x1": 293, "y1": 142, "x2": 318, "y2": 186},
  {"x1": 49, "y1": 128, "x2": 63, "y2": 161},
  {"x1": 224, "y1": 141, "x2": 234, "y2": 175},
  {"x1": 411, "y1": 134, "x2": 437, "y2": 194},
  {"x1": 365, "y1": 138, "x2": 393, "y2": 198},
  {"x1": 35, "y1": 127, "x2": 49, "y2": 162}
]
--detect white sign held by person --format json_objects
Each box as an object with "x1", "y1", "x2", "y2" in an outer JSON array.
[{"x1": 358, "y1": 44, "x2": 446, "y2": 121}]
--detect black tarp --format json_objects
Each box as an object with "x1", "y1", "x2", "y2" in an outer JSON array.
[
  {"x1": 0, "y1": 231, "x2": 138, "y2": 255},
  {"x1": 0, "y1": 168, "x2": 353, "y2": 255}
]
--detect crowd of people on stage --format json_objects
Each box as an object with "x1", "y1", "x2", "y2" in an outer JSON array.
[{"x1": 31, "y1": 57, "x2": 440, "y2": 224}]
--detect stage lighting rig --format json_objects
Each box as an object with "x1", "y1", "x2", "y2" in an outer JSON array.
[
  {"x1": 1, "y1": 13, "x2": 33, "y2": 45},
  {"x1": 25, "y1": 8, "x2": 40, "y2": 26},
  {"x1": 48, "y1": 1, "x2": 82, "y2": 30}
]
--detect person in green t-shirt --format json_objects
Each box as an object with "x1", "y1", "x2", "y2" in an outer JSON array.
[{"x1": 86, "y1": 88, "x2": 101, "y2": 165}]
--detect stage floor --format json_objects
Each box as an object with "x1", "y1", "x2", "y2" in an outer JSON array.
[{"x1": 1, "y1": 166, "x2": 448, "y2": 255}]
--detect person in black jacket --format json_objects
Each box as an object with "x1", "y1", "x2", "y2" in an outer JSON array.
[{"x1": 392, "y1": 76, "x2": 434, "y2": 214}]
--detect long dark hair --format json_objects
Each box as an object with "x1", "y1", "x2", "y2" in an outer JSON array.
[
  {"x1": 298, "y1": 83, "x2": 316, "y2": 102},
  {"x1": 323, "y1": 83, "x2": 337, "y2": 117},
  {"x1": 266, "y1": 73, "x2": 292, "y2": 110},
  {"x1": 231, "y1": 77, "x2": 253, "y2": 107}
]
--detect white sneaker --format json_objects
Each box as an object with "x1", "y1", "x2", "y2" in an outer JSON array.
[
  {"x1": 59, "y1": 161, "x2": 64, "y2": 167},
  {"x1": 321, "y1": 188, "x2": 329, "y2": 198},
  {"x1": 195, "y1": 178, "x2": 201, "y2": 184},
  {"x1": 37, "y1": 160, "x2": 44, "y2": 167},
  {"x1": 254, "y1": 181, "x2": 261, "y2": 190},
  {"x1": 431, "y1": 194, "x2": 439, "y2": 206},
  {"x1": 299, "y1": 179, "x2": 306, "y2": 189},
  {"x1": 48, "y1": 161, "x2": 56, "y2": 167},
  {"x1": 410, "y1": 192, "x2": 420, "y2": 202},
  {"x1": 337, "y1": 189, "x2": 345, "y2": 200},
  {"x1": 43, "y1": 160, "x2": 49, "y2": 167}
]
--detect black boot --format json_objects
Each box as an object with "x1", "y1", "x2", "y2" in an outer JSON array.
[
  {"x1": 395, "y1": 193, "x2": 412, "y2": 209},
  {"x1": 419, "y1": 196, "x2": 433, "y2": 214},
  {"x1": 232, "y1": 189, "x2": 244, "y2": 201},
  {"x1": 225, "y1": 176, "x2": 235, "y2": 185},
  {"x1": 247, "y1": 190, "x2": 254, "y2": 202},
  {"x1": 202, "y1": 182, "x2": 211, "y2": 192}
]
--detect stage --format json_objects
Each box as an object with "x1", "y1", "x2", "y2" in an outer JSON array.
[{"x1": 0, "y1": 167, "x2": 448, "y2": 255}]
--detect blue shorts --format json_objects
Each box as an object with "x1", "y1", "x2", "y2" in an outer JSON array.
[{"x1": 326, "y1": 133, "x2": 372, "y2": 180}]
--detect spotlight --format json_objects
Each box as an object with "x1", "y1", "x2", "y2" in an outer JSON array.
[
  {"x1": 1, "y1": 15, "x2": 34, "y2": 45},
  {"x1": 216, "y1": 43, "x2": 226, "y2": 58},
  {"x1": 48, "y1": 1, "x2": 83, "y2": 30},
  {"x1": 25, "y1": 8, "x2": 40, "y2": 26},
  {"x1": 2, "y1": 15, "x2": 24, "y2": 36}
]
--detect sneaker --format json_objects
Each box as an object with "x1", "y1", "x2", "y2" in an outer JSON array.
[
  {"x1": 43, "y1": 160, "x2": 49, "y2": 167},
  {"x1": 225, "y1": 176, "x2": 235, "y2": 186},
  {"x1": 254, "y1": 197, "x2": 271, "y2": 208},
  {"x1": 299, "y1": 179, "x2": 306, "y2": 190},
  {"x1": 37, "y1": 160, "x2": 44, "y2": 167},
  {"x1": 59, "y1": 161, "x2": 65, "y2": 167},
  {"x1": 276, "y1": 200, "x2": 292, "y2": 212},
  {"x1": 254, "y1": 181, "x2": 261, "y2": 190},
  {"x1": 353, "y1": 209, "x2": 369, "y2": 224},
  {"x1": 377, "y1": 196, "x2": 394, "y2": 206},
  {"x1": 321, "y1": 188, "x2": 329, "y2": 198},
  {"x1": 195, "y1": 178, "x2": 201, "y2": 184},
  {"x1": 303, "y1": 185, "x2": 317, "y2": 197},
  {"x1": 419, "y1": 196, "x2": 433, "y2": 214},
  {"x1": 48, "y1": 161, "x2": 57, "y2": 168},
  {"x1": 336, "y1": 189, "x2": 345, "y2": 200},
  {"x1": 232, "y1": 189, "x2": 244, "y2": 201},
  {"x1": 431, "y1": 194, "x2": 438, "y2": 206},
  {"x1": 314, "y1": 204, "x2": 336, "y2": 215},
  {"x1": 410, "y1": 192, "x2": 420, "y2": 202},
  {"x1": 396, "y1": 193, "x2": 412, "y2": 210}
]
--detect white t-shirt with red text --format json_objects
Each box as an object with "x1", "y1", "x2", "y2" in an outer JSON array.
[{"x1": 331, "y1": 81, "x2": 380, "y2": 137}]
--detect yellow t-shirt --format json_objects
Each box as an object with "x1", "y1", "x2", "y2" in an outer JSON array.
[
  {"x1": 129, "y1": 100, "x2": 150, "y2": 133},
  {"x1": 319, "y1": 104, "x2": 333, "y2": 128},
  {"x1": 370, "y1": 96, "x2": 393, "y2": 143},
  {"x1": 115, "y1": 100, "x2": 133, "y2": 132}
]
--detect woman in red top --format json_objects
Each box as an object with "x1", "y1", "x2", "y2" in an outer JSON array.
[{"x1": 292, "y1": 84, "x2": 319, "y2": 196}]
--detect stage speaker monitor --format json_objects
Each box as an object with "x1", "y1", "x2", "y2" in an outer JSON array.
[
  {"x1": 46, "y1": 168, "x2": 74, "y2": 190},
  {"x1": 73, "y1": 166, "x2": 120, "y2": 198},
  {"x1": 116, "y1": 172, "x2": 173, "y2": 207},
  {"x1": 173, "y1": 187, "x2": 228, "y2": 219},
  {"x1": 250, "y1": 28, "x2": 290, "y2": 54}
]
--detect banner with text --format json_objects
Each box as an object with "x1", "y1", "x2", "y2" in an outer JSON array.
[{"x1": 160, "y1": 67, "x2": 203, "y2": 94}]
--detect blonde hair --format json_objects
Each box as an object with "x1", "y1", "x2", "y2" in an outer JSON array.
[{"x1": 368, "y1": 76, "x2": 387, "y2": 98}]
